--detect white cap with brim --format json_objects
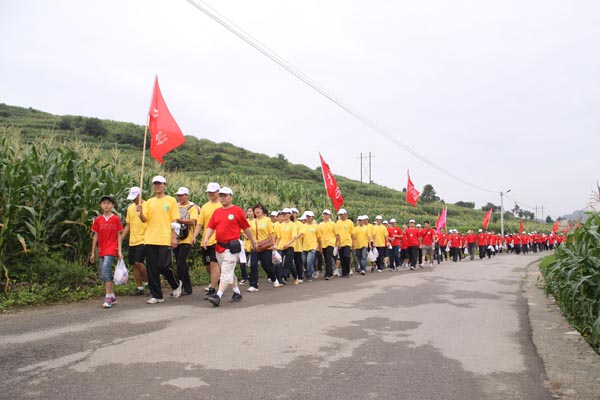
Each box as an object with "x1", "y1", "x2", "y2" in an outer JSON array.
[
  {"x1": 218, "y1": 187, "x2": 233, "y2": 195},
  {"x1": 152, "y1": 175, "x2": 166, "y2": 184},
  {"x1": 175, "y1": 187, "x2": 189, "y2": 195},
  {"x1": 409, "y1": 219, "x2": 416, "y2": 223},
  {"x1": 338, "y1": 208, "x2": 347, "y2": 214},
  {"x1": 376, "y1": 215, "x2": 383, "y2": 220},
  {"x1": 270, "y1": 211, "x2": 278, "y2": 217},
  {"x1": 206, "y1": 182, "x2": 221, "y2": 192},
  {"x1": 383, "y1": 220, "x2": 389, "y2": 224},
  {"x1": 282, "y1": 208, "x2": 292, "y2": 214},
  {"x1": 390, "y1": 218, "x2": 397, "y2": 223},
  {"x1": 291, "y1": 207, "x2": 299, "y2": 213},
  {"x1": 127, "y1": 186, "x2": 142, "y2": 200},
  {"x1": 305, "y1": 211, "x2": 315, "y2": 217},
  {"x1": 322, "y1": 209, "x2": 331, "y2": 215}
]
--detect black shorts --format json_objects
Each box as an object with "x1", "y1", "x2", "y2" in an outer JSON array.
[
  {"x1": 201, "y1": 244, "x2": 217, "y2": 265},
  {"x1": 128, "y1": 244, "x2": 145, "y2": 266}
]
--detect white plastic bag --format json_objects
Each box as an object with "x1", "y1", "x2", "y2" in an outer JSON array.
[
  {"x1": 114, "y1": 259, "x2": 128, "y2": 285},
  {"x1": 238, "y1": 240, "x2": 247, "y2": 263},
  {"x1": 367, "y1": 249, "x2": 377, "y2": 262},
  {"x1": 333, "y1": 246, "x2": 339, "y2": 257},
  {"x1": 463, "y1": 247, "x2": 468, "y2": 255},
  {"x1": 272, "y1": 250, "x2": 282, "y2": 264}
]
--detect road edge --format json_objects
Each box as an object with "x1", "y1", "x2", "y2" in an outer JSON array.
[{"x1": 525, "y1": 259, "x2": 600, "y2": 400}]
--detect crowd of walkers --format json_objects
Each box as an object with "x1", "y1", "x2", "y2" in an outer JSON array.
[{"x1": 90, "y1": 178, "x2": 566, "y2": 309}]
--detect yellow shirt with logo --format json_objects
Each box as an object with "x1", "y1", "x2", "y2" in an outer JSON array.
[
  {"x1": 252, "y1": 216, "x2": 275, "y2": 242},
  {"x1": 373, "y1": 224, "x2": 389, "y2": 246},
  {"x1": 142, "y1": 195, "x2": 179, "y2": 246},
  {"x1": 354, "y1": 224, "x2": 370, "y2": 249},
  {"x1": 319, "y1": 220, "x2": 337, "y2": 248},
  {"x1": 276, "y1": 221, "x2": 297, "y2": 250},
  {"x1": 125, "y1": 203, "x2": 147, "y2": 246},
  {"x1": 178, "y1": 203, "x2": 199, "y2": 245},
  {"x1": 292, "y1": 220, "x2": 304, "y2": 251},
  {"x1": 198, "y1": 200, "x2": 222, "y2": 246},
  {"x1": 243, "y1": 218, "x2": 254, "y2": 252},
  {"x1": 300, "y1": 223, "x2": 320, "y2": 251},
  {"x1": 336, "y1": 219, "x2": 355, "y2": 247}
]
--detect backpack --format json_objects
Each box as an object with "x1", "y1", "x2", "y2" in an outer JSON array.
[{"x1": 177, "y1": 204, "x2": 195, "y2": 240}]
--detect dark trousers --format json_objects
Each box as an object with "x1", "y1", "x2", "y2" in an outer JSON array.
[
  {"x1": 281, "y1": 248, "x2": 297, "y2": 280},
  {"x1": 145, "y1": 245, "x2": 179, "y2": 300},
  {"x1": 450, "y1": 247, "x2": 460, "y2": 262},
  {"x1": 390, "y1": 246, "x2": 400, "y2": 268},
  {"x1": 322, "y1": 246, "x2": 334, "y2": 277},
  {"x1": 408, "y1": 246, "x2": 418, "y2": 267},
  {"x1": 250, "y1": 250, "x2": 277, "y2": 288},
  {"x1": 479, "y1": 245, "x2": 486, "y2": 259},
  {"x1": 468, "y1": 243, "x2": 476, "y2": 260},
  {"x1": 294, "y1": 251, "x2": 304, "y2": 280},
  {"x1": 174, "y1": 244, "x2": 192, "y2": 294},
  {"x1": 339, "y1": 246, "x2": 351, "y2": 276},
  {"x1": 375, "y1": 246, "x2": 386, "y2": 270},
  {"x1": 316, "y1": 251, "x2": 323, "y2": 272}
]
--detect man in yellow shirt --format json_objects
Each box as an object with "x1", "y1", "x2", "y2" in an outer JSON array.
[
  {"x1": 192, "y1": 182, "x2": 222, "y2": 299},
  {"x1": 354, "y1": 215, "x2": 370, "y2": 275},
  {"x1": 335, "y1": 208, "x2": 354, "y2": 277},
  {"x1": 373, "y1": 215, "x2": 389, "y2": 272},
  {"x1": 299, "y1": 211, "x2": 320, "y2": 282},
  {"x1": 139, "y1": 176, "x2": 183, "y2": 304},
  {"x1": 291, "y1": 208, "x2": 305, "y2": 282},
  {"x1": 174, "y1": 186, "x2": 199, "y2": 296},
  {"x1": 275, "y1": 208, "x2": 300, "y2": 284},
  {"x1": 318, "y1": 209, "x2": 337, "y2": 280}
]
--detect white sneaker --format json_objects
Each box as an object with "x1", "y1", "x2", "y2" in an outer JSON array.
[
  {"x1": 172, "y1": 280, "x2": 183, "y2": 298},
  {"x1": 239, "y1": 279, "x2": 247, "y2": 285},
  {"x1": 146, "y1": 297, "x2": 165, "y2": 304},
  {"x1": 204, "y1": 286, "x2": 211, "y2": 292},
  {"x1": 333, "y1": 268, "x2": 340, "y2": 277},
  {"x1": 273, "y1": 280, "x2": 282, "y2": 288},
  {"x1": 297, "y1": 279, "x2": 303, "y2": 283},
  {"x1": 312, "y1": 271, "x2": 319, "y2": 279},
  {"x1": 247, "y1": 286, "x2": 259, "y2": 292}
]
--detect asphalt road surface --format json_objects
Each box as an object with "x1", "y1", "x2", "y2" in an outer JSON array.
[{"x1": 1, "y1": 254, "x2": 554, "y2": 400}]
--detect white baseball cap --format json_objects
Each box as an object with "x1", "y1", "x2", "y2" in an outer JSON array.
[
  {"x1": 206, "y1": 182, "x2": 221, "y2": 192},
  {"x1": 218, "y1": 187, "x2": 233, "y2": 195},
  {"x1": 127, "y1": 186, "x2": 142, "y2": 200},
  {"x1": 175, "y1": 187, "x2": 189, "y2": 195},
  {"x1": 298, "y1": 214, "x2": 306, "y2": 221},
  {"x1": 152, "y1": 175, "x2": 166, "y2": 184},
  {"x1": 305, "y1": 211, "x2": 315, "y2": 217},
  {"x1": 270, "y1": 211, "x2": 278, "y2": 217},
  {"x1": 282, "y1": 208, "x2": 292, "y2": 214},
  {"x1": 322, "y1": 209, "x2": 331, "y2": 215},
  {"x1": 390, "y1": 218, "x2": 397, "y2": 223},
  {"x1": 376, "y1": 215, "x2": 383, "y2": 220},
  {"x1": 338, "y1": 208, "x2": 347, "y2": 215},
  {"x1": 383, "y1": 220, "x2": 389, "y2": 224},
  {"x1": 409, "y1": 219, "x2": 416, "y2": 223},
  {"x1": 291, "y1": 207, "x2": 299, "y2": 214}
]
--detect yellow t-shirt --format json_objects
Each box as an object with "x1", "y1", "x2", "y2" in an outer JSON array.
[
  {"x1": 178, "y1": 203, "x2": 199, "y2": 245},
  {"x1": 336, "y1": 219, "x2": 355, "y2": 247},
  {"x1": 300, "y1": 223, "x2": 320, "y2": 251},
  {"x1": 292, "y1": 220, "x2": 304, "y2": 251},
  {"x1": 319, "y1": 220, "x2": 337, "y2": 248},
  {"x1": 125, "y1": 203, "x2": 146, "y2": 246},
  {"x1": 368, "y1": 224, "x2": 375, "y2": 243},
  {"x1": 142, "y1": 195, "x2": 179, "y2": 246},
  {"x1": 354, "y1": 224, "x2": 370, "y2": 249},
  {"x1": 243, "y1": 218, "x2": 254, "y2": 252},
  {"x1": 198, "y1": 200, "x2": 222, "y2": 246},
  {"x1": 275, "y1": 221, "x2": 297, "y2": 250},
  {"x1": 252, "y1": 216, "x2": 275, "y2": 241},
  {"x1": 373, "y1": 224, "x2": 389, "y2": 247}
]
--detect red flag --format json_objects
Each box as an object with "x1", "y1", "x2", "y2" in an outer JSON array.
[
  {"x1": 319, "y1": 153, "x2": 344, "y2": 211},
  {"x1": 148, "y1": 76, "x2": 186, "y2": 164},
  {"x1": 482, "y1": 208, "x2": 493, "y2": 230},
  {"x1": 406, "y1": 170, "x2": 420, "y2": 207},
  {"x1": 436, "y1": 207, "x2": 447, "y2": 233},
  {"x1": 552, "y1": 220, "x2": 559, "y2": 233},
  {"x1": 519, "y1": 219, "x2": 524, "y2": 234}
]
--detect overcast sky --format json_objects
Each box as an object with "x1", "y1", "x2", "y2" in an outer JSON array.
[{"x1": 2, "y1": 0, "x2": 599, "y2": 218}]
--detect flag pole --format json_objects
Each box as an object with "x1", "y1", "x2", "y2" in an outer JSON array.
[{"x1": 139, "y1": 114, "x2": 150, "y2": 191}]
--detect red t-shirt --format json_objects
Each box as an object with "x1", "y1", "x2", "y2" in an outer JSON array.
[
  {"x1": 438, "y1": 232, "x2": 448, "y2": 246},
  {"x1": 419, "y1": 228, "x2": 435, "y2": 246},
  {"x1": 449, "y1": 233, "x2": 462, "y2": 247},
  {"x1": 208, "y1": 205, "x2": 250, "y2": 253},
  {"x1": 466, "y1": 233, "x2": 476, "y2": 244},
  {"x1": 91, "y1": 214, "x2": 123, "y2": 257},
  {"x1": 404, "y1": 227, "x2": 420, "y2": 247},
  {"x1": 388, "y1": 227, "x2": 402, "y2": 247}
]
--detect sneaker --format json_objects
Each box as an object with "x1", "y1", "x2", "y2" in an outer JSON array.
[
  {"x1": 325, "y1": 276, "x2": 331, "y2": 281},
  {"x1": 230, "y1": 293, "x2": 243, "y2": 302},
  {"x1": 247, "y1": 286, "x2": 259, "y2": 292},
  {"x1": 313, "y1": 271, "x2": 320, "y2": 279},
  {"x1": 410, "y1": 266, "x2": 416, "y2": 270},
  {"x1": 102, "y1": 297, "x2": 115, "y2": 308},
  {"x1": 360, "y1": 270, "x2": 366, "y2": 275},
  {"x1": 208, "y1": 294, "x2": 221, "y2": 307},
  {"x1": 333, "y1": 268, "x2": 340, "y2": 277},
  {"x1": 204, "y1": 288, "x2": 217, "y2": 300},
  {"x1": 267, "y1": 278, "x2": 273, "y2": 283},
  {"x1": 419, "y1": 264, "x2": 424, "y2": 269},
  {"x1": 297, "y1": 279, "x2": 303, "y2": 283},
  {"x1": 349, "y1": 269, "x2": 354, "y2": 275},
  {"x1": 239, "y1": 279, "x2": 247, "y2": 285},
  {"x1": 146, "y1": 297, "x2": 165, "y2": 304},
  {"x1": 172, "y1": 280, "x2": 183, "y2": 299},
  {"x1": 133, "y1": 288, "x2": 145, "y2": 296},
  {"x1": 294, "y1": 279, "x2": 299, "y2": 285},
  {"x1": 204, "y1": 286, "x2": 212, "y2": 292},
  {"x1": 306, "y1": 279, "x2": 313, "y2": 282},
  {"x1": 377, "y1": 269, "x2": 382, "y2": 273},
  {"x1": 273, "y1": 280, "x2": 282, "y2": 288}
]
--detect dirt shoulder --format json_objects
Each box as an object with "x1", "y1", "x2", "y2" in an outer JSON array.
[{"x1": 525, "y1": 261, "x2": 600, "y2": 399}]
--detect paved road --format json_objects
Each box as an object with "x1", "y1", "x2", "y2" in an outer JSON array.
[{"x1": 1, "y1": 254, "x2": 553, "y2": 400}]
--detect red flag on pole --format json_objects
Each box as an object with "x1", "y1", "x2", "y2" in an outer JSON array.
[
  {"x1": 519, "y1": 219, "x2": 524, "y2": 234},
  {"x1": 319, "y1": 153, "x2": 344, "y2": 211},
  {"x1": 552, "y1": 220, "x2": 559, "y2": 233},
  {"x1": 436, "y1": 207, "x2": 447, "y2": 233},
  {"x1": 148, "y1": 76, "x2": 186, "y2": 164},
  {"x1": 482, "y1": 208, "x2": 493, "y2": 230},
  {"x1": 406, "y1": 170, "x2": 420, "y2": 207}
]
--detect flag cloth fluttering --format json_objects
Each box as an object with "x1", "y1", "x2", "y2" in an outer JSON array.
[
  {"x1": 319, "y1": 153, "x2": 344, "y2": 211},
  {"x1": 482, "y1": 208, "x2": 493, "y2": 230},
  {"x1": 552, "y1": 220, "x2": 559, "y2": 233},
  {"x1": 148, "y1": 76, "x2": 186, "y2": 164},
  {"x1": 436, "y1": 207, "x2": 447, "y2": 233},
  {"x1": 519, "y1": 219, "x2": 524, "y2": 234},
  {"x1": 406, "y1": 170, "x2": 420, "y2": 207}
]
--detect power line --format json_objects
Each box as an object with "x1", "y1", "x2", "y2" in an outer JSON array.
[{"x1": 183, "y1": 0, "x2": 499, "y2": 194}]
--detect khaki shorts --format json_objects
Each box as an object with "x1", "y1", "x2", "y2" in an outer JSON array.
[
  {"x1": 216, "y1": 249, "x2": 238, "y2": 285},
  {"x1": 421, "y1": 245, "x2": 434, "y2": 257}
]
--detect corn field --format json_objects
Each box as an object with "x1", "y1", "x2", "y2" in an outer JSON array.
[{"x1": 540, "y1": 211, "x2": 600, "y2": 352}]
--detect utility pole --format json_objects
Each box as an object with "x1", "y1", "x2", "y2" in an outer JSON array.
[
  {"x1": 500, "y1": 189, "x2": 511, "y2": 238},
  {"x1": 358, "y1": 152, "x2": 373, "y2": 183}
]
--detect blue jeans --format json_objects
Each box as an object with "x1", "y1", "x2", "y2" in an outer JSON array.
[
  {"x1": 390, "y1": 246, "x2": 400, "y2": 269},
  {"x1": 356, "y1": 247, "x2": 368, "y2": 272},
  {"x1": 302, "y1": 250, "x2": 316, "y2": 279},
  {"x1": 98, "y1": 256, "x2": 115, "y2": 282}
]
